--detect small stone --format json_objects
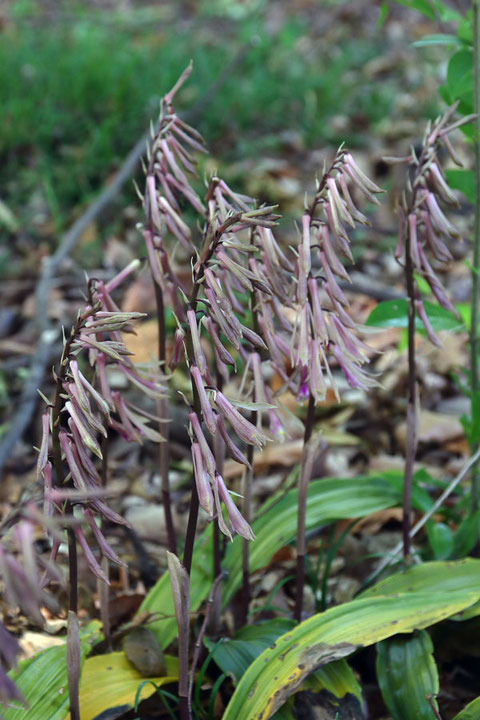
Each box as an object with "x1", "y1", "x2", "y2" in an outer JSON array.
[{"x1": 124, "y1": 627, "x2": 165, "y2": 677}]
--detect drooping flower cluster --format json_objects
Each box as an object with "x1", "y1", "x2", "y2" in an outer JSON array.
[
  {"x1": 35, "y1": 264, "x2": 166, "y2": 583},
  {"x1": 252, "y1": 149, "x2": 383, "y2": 406},
  {"x1": 140, "y1": 68, "x2": 388, "y2": 540},
  {"x1": 181, "y1": 183, "x2": 280, "y2": 541},
  {"x1": 140, "y1": 68, "x2": 287, "y2": 541},
  {"x1": 389, "y1": 103, "x2": 474, "y2": 344}
]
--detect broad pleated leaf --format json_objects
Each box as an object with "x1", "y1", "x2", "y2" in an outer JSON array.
[
  {"x1": 141, "y1": 475, "x2": 418, "y2": 649},
  {"x1": 206, "y1": 618, "x2": 364, "y2": 720},
  {"x1": 376, "y1": 630, "x2": 439, "y2": 720},
  {"x1": 222, "y1": 560, "x2": 480, "y2": 720}
]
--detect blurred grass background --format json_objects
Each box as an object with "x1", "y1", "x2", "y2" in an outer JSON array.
[{"x1": 0, "y1": 0, "x2": 443, "y2": 275}]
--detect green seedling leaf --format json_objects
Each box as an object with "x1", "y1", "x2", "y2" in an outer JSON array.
[
  {"x1": 413, "y1": 33, "x2": 461, "y2": 47},
  {"x1": 452, "y1": 510, "x2": 480, "y2": 558},
  {"x1": 426, "y1": 521, "x2": 454, "y2": 560},
  {"x1": 446, "y1": 48, "x2": 474, "y2": 112},
  {"x1": 452, "y1": 696, "x2": 480, "y2": 720},
  {"x1": 377, "y1": 2, "x2": 389, "y2": 28},
  {"x1": 377, "y1": 630, "x2": 439, "y2": 720},
  {"x1": 71, "y1": 651, "x2": 178, "y2": 720},
  {"x1": 4, "y1": 621, "x2": 101, "y2": 720},
  {"x1": 394, "y1": 0, "x2": 436, "y2": 20},
  {"x1": 365, "y1": 299, "x2": 463, "y2": 332},
  {"x1": 223, "y1": 559, "x2": 480, "y2": 720},
  {"x1": 445, "y1": 169, "x2": 475, "y2": 203},
  {"x1": 457, "y1": 15, "x2": 474, "y2": 45},
  {"x1": 141, "y1": 475, "x2": 428, "y2": 650},
  {"x1": 379, "y1": 469, "x2": 433, "y2": 512}
]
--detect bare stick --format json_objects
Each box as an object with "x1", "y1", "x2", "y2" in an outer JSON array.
[
  {"x1": 403, "y1": 227, "x2": 418, "y2": 560},
  {"x1": 470, "y1": 0, "x2": 480, "y2": 513},
  {"x1": 368, "y1": 445, "x2": 480, "y2": 583}
]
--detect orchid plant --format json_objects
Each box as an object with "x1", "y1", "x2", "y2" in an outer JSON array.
[{"x1": 3, "y1": 67, "x2": 472, "y2": 720}]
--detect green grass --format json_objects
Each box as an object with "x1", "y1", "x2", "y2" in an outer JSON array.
[{"x1": 0, "y1": 5, "x2": 405, "y2": 247}]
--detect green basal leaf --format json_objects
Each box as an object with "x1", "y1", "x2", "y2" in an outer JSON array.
[
  {"x1": 222, "y1": 475, "x2": 420, "y2": 608},
  {"x1": 452, "y1": 696, "x2": 480, "y2": 720},
  {"x1": 365, "y1": 299, "x2": 463, "y2": 332},
  {"x1": 205, "y1": 619, "x2": 296, "y2": 683},
  {"x1": 300, "y1": 660, "x2": 364, "y2": 718},
  {"x1": 223, "y1": 559, "x2": 480, "y2": 720},
  {"x1": 141, "y1": 475, "x2": 420, "y2": 650},
  {"x1": 430, "y1": 0, "x2": 464, "y2": 23},
  {"x1": 4, "y1": 621, "x2": 101, "y2": 720},
  {"x1": 377, "y1": 630, "x2": 439, "y2": 720},
  {"x1": 378, "y1": 469, "x2": 433, "y2": 512},
  {"x1": 360, "y1": 559, "x2": 480, "y2": 599}
]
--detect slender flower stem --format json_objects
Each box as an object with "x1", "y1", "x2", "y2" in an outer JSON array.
[
  {"x1": 145, "y1": 119, "x2": 177, "y2": 553},
  {"x1": 98, "y1": 435, "x2": 111, "y2": 651},
  {"x1": 66, "y1": 528, "x2": 80, "y2": 720},
  {"x1": 67, "y1": 529, "x2": 78, "y2": 614},
  {"x1": 50, "y1": 308, "x2": 96, "y2": 720},
  {"x1": 426, "y1": 696, "x2": 443, "y2": 720},
  {"x1": 153, "y1": 281, "x2": 177, "y2": 553},
  {"x1": 470, "y1": 0, "x2": 480, "y2": 514},
  {"x1": 183, "y1": 482, "x2": 200, "y2": 577},
  {"x1": 188, "y1": 572, "x2": 225, "y2": 702},
  {"x1": 240, "y1": 229, "x2": 261, "y2": 626},
  {"x1": 210, "y1": 374, "x2": 225, "y2": 633},
  {"x1": 403, "y1": 224, "x2": 417, "y2": 561},
  {"x1": 213, "y1": 371, "x2": 225, "y2": 580},
  {"x1": 240, "y1": 432, "x2": 255, "y2": 626},
  {"x1": 294, "y1": 393, "x2": 316, "y2": 622}
]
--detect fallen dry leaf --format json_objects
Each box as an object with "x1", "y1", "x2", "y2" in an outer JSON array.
[{"x1": 396, "y1": 410, "x2": 464, "y2": 449}]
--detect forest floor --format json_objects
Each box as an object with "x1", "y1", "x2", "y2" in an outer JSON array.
[{"x1": 0, "y1": 1, "x2": 477, "y2": 718}]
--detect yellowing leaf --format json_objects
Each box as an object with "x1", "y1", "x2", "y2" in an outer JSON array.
[
  {"x1": 70, "y1": 652, "x2": 178, "y2": 720},
  {"x1": 4, "y1": 621, "x2": 101, "y2": 720}
]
